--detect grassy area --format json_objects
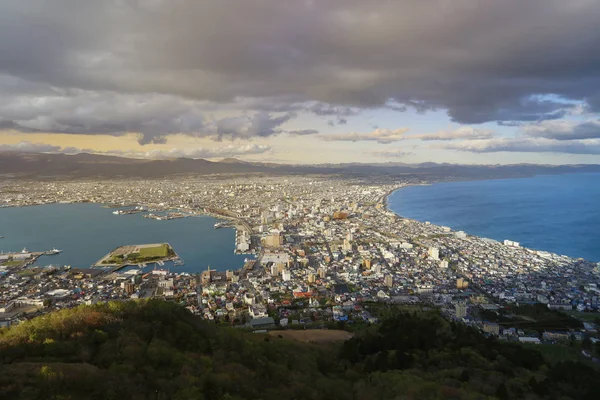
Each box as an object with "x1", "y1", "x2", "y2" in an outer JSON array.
[
  {"x1": 520, "y1": 343, "x2": 596, "y2": 366},
  {"x1": 566, "y1": 310, "x2": 600, "y2": 323},
  {"x1": 2, "y1": 260, "x2": 24, "y2": 267},
  {"x1": 100, "y1": 244, "x2": 173, "y2": 265},
  {"x1": 138, "y1": 244, "x2": 170, "y2": 258},
  {"x1": 16, "y1": 269, "x2": 38, "y2": 277},
  {"x1": 479, "y1": 304, "x2": 583, "y2": 332},
  {"x1": 101, "y1": 254, "x2": 125, "y2": 265}
]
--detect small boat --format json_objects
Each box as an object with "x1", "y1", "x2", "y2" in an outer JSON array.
[
  {"x1": 48, "y1": 248, "x2": 63, "y2": 255},
  {"x1": 21, "y1": 247, "x2": 29, "y2": 253},
  {"x1": 173, "y1": 259, "x2": 185, "y2": 266}
]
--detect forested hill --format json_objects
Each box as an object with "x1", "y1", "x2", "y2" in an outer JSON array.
[{"x1": 1, "y1": 300, "x2": 599, "y2": 400}]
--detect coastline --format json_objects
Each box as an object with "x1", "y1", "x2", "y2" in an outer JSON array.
[{"x1": 384, "y1": 176, "x2": 599, "y2": 263}]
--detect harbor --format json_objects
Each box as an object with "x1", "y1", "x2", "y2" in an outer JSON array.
[
  {"x1": 112, "y1": 206, "x2": 148, "y2": 215},
  {"x1": 0, "y1": 247, "x2": 64, "y2": 269},
  {"x1": 0, "y1": 203, "x2": 248, "y2": 274}
]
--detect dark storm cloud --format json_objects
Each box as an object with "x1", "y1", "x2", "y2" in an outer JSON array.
[
  {"x1": 2, "y1": 0, "x2": 600, "y2": 139},
  {"x1": 213, "y1": 112, "x2": 295, "y2": 140},
  {"x1": 0, "y1": 77, "x2": 294, "y2": 143}
]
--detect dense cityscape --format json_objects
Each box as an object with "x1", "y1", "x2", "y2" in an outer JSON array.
[{"x1": 1, "y1": 176, "x2": 599, "y2": 349}]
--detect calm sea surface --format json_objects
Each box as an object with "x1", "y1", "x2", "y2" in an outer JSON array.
[
  {"x1": 0, "y1": 203, "x2": 248, "y2": 272},
  {"x1": 388, "y1": 172, "x2": 600, "y2": 261}
]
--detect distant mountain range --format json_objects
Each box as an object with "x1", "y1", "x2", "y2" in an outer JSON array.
[{"x1": 1, "y1": 152, "x2": 600, "y2": 181}]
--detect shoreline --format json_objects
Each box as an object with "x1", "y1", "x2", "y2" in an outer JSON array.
[{"x1": 383, "y1": 179, "x2": 598, "y2": 263}]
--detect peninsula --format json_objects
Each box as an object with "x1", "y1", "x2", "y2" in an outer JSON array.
[{"x1": 94, "y1": 243, "x2": 178, "y2": 270}]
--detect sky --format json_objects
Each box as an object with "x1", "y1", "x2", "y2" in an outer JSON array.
[{"x1": 1, "y1": 0, "x2": 600, "y2": 165}]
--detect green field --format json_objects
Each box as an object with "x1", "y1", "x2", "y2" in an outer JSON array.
[
  {"x1": 2, "y1": 260, "x2": 24, "y2": 267},
  {"x1": 138, "y1": 244, "x2": 170, "y2": 258},
  {"x1": 566, "y1": 310, "x2": 600, "y2": 323},
  {"x1": 100, "y1": 243, "x2": 174, "y2": 265}
]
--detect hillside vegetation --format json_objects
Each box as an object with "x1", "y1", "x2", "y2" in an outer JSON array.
[{"x1": 1, "y1": 300, "x2": 599, "y2": 400}]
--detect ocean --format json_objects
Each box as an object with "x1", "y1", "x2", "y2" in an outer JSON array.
[
  {"x1": 0, "y1": 203, "x2": 249, "y2": 272},
  {"x1": 387, "y1": 172, "x2": 600, "y2": 261}
]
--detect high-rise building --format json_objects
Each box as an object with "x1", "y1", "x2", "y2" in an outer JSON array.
[
  {"x1": 439, "y1": 260, "x2": 449, "y2": 269},
  {"x1": 456, "y1": 278, "x2": 469, "y2": 290},
  {"x1": 318, "y1": 267, "x2": 327, "y2": 279},
  {"x1": 282, "y1": 270, "x2": 291, "y2": 281},
  {"x1": 455, "y1": 301, "x2": 467, "y2": 319},
  {"x1": 384, "y1": 274, "x2": 393, "y2": 288},
  {"x1": 363, "y1": 258, "x2": 372, "y2": 270},
  {"x1": 123, "y1": 282, "x2": 136, "y2": 295},
  {"x1": 346, "y1": 231, "x2": 354, "y2": 242},
  {"x1": 342, "y1": 238, "x2": 352, "y2": 252},
  {"x1": 428, "y1": 247, "x2": 439, "y2": 260},
  {"x1": 201, "y1": 266, "x2": 215, "y2": 285},
  {"x1": 308, "y1": 273, "x2": 316, "y2": 283},
  {"x1": 270, "y1": 264, "x2": 279, "y2": 276},
  {"x1": 277, "y1": 263, "x2": 286, "y2": 274}
]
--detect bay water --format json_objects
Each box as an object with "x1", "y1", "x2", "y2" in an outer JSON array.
[
  {"x1": 0, "y1": 203, "x2": 248, "y2": 272},
  {"x1": 388, "y1": 172, "x2": 600, "y2": 261}
]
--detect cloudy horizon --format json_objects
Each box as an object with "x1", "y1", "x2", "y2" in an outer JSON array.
[{"x1": 2, "y1": 1, "x2": 600, "y2": 164}]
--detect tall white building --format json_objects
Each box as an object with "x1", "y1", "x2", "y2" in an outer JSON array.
[
  {"x1": 428, "y1": 247, "x2": 439, "y2": 260},
  {"x1": 455, "y1": 302, "x2": 467, "y2": 319}
]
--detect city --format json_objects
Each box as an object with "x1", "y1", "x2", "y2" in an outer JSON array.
[{"x1": 1, "y1": 175, "x2": 599, "y2": 349}]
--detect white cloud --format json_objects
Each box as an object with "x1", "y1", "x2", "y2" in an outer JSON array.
[
  {"x1": 365, "y1": 148, "x2": 414, "y2": 158},
  {"x1": 320, "y1": 128, "x2": 409, "y2": 143},
  {"x1": 440, "y1": 137, "x2": 600, "y2": 154},
  {"x1": 0, "y1": 141, "x2": 64, "y2": 153},
  {"x1": 522, "y1": 119, "x2": 600, "y2": 140},
  {"x1": 0, "y1": 141, "x2": 271, "y2": 159},
  {"x1": 104, "y1": 144, "x2": 272, "y2": 160},
  {"x1": 407, "y1": 126, "x2": 495, "y2": 141}
]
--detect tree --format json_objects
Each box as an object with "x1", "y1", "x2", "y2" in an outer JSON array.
[{"x1": 496, "y1": 382, "x2": 509, "y2": 399}]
